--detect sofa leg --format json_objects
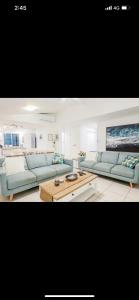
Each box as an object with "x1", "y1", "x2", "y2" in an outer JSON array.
[
  {"x1": 129, "y1": 182, "x2": 133, "y2": 188},
  {"x1": 9, "y1": 194, "x2": 14, "y2": 201}
]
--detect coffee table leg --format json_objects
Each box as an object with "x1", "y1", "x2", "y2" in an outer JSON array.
[{"x1": 40, "y1": 187, "x2": 53, "y2": 202}]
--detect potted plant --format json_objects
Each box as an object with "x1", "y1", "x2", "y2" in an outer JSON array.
[{"x1": 78, "y1": 151, "x2": 86, "y2": 157}]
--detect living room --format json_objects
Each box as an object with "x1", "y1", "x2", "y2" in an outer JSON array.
[{"x1": 0, "y1": 98, "x2": 139, "y2": 202}]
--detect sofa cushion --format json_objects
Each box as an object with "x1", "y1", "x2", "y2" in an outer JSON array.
[
  {"x1": 118, "y1": 152, "x2": 139, "y2": 164},
  {"x1": 51, "y1": 164, "x2": 72, "y2": 175},
  {"x1": 111, "y1": 165, "x2": 134, "y2": 178},
  {"x1": 45, "y1": 154, "x2": 54, "y2": 166},
  {"x1": 101, "y1": 152, "x2": 119, "y2": 164},
  {"x1": 93, "y1": 162, "x2": 114, "y2": 173},
  {"x1": 7, "y1": 171, "x2": 36, "y2": 190},
  {"x1": 46, "y1": 157, "x2": 53, "y2": 166},
  {"x1": 80, "y1": 160, "x2": 96, "y2": 169},
  {"x1": 31, "y1": 166, "x2": 56, "y2": 181},
  {"x1": 26, "y1": 154, "x2": 47, "y2": 170}
]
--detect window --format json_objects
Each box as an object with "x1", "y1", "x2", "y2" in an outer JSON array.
[
  {"x1": 4, "y1": 133, "x2": 12, "y2": 145},
  {"x1": 4, "y1": 133, "x2": 19, "y2": 146},
  {"x1": 12, "y1": 134, "x2": 19, "y2": 146}
]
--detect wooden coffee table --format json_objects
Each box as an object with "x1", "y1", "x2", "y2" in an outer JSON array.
[{"x1": 39, "y1": 172, "x2": 97, "y2": 202}]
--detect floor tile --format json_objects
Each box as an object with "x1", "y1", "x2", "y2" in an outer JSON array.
[
  {"x1": 107, "y1": 182, "x2": 130, "y2": 197},
  {"x1": 94, "y1": 178, "x2": 112, "y2": 193},
  {"x1": 14, "y1": 193, "x2": 41, "y2": 202},
  {"x1": 95, "y1": 191, "x2": 125, "y2": 202},
  {"x1": 124, "y1": 189, "x2": 139, "y2": 201},
  {"x1": 87, "y1": 191, "x2": 102, "y2": 202}
]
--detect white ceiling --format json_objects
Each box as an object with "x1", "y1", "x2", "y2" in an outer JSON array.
[
  {"x1": 57, "y1": 98, "x2": 139, "y2": 124},
  {"x1": 0, "y1": 98, "x2": 139, "y2": 114},
  {"x1": 0, "y1": 98, "x2": 139, "y2": 126},
  {"x1": 0, "y1": 98, "x2": 82, "y2": 114}
]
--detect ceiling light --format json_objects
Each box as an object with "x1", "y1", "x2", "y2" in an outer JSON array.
[
  {"x1": 23, "y1": 105, "x2": 38, "y2": 112},
  {"x1": 61, "y1": 98, "x2": 67, "y2": 102},
  {"x1": 61, "y1": 98, "x2": 80, "y2": 102}
]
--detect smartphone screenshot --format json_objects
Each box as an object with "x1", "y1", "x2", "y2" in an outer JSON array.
[{"x1": 0, "y1": 1, "x2": 139, "y2": 300}]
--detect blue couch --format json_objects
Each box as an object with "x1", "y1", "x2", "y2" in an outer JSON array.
[
  {"x1": 79, "y1": 151, "x2": 139, "y2": 187},
  {"x1": 0, "y1": 154, "x2": 73, "y2": 200}
]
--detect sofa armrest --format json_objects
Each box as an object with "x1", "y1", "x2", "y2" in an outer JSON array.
[
  {"x1": 0, "y1": 167, "x2": 8, "y2": 196},
  {"x1": 0, "y1": 157, "x2": 5, "y2": 167},
  {"x1": 134, "y1": 163, "x2": 139, "y2": 183},
  {"x1": 78, "y1": 156, "x2": 86, "y2": 168},
  {"x1": 0, "y1": 166, "x2": 6, "y2": 175},
  {"x1": 63, "y1": 159, "x2": 73, "y2": 167},
  {"x1": 78, "y1": 156, "x2": 86, "y2": 163}
]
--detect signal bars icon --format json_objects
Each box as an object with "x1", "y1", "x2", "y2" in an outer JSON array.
[{"x1": 105, "y1": 6, "x2": 112, "y2": 10}]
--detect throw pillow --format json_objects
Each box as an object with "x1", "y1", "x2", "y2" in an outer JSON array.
[
  {"x1": 122, "y1": 155, "x2": 139, "y2": 169},
  {"x1": 52, "y1": 153, "x2": 64, "y2": 164}
]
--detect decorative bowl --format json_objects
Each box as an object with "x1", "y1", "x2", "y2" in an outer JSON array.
[
  {"x1": 65, "y1": 174, "x2": 78, "y2": 181},
  {"x1": 78, "y1": 171, "x2": 86, "y2": 176}
]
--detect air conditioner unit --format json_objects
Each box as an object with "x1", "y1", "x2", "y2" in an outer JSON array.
[{"x1": 38, "y1": 113, "x2": 56, "y2": 122}]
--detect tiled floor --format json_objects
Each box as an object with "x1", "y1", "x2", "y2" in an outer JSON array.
[
  {"x1": 88, "y1": 177, "x2": 139, "y2": 202},
  {"x1": 1, "y1": 176, "x2": 138, "y2": 202}
]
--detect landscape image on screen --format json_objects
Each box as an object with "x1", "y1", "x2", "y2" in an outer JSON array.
[{"x1": 106, "y1": 123, "x2": 139, "y2": 152}]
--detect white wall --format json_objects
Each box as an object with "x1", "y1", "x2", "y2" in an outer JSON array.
[
  {"x1": 0, "y1": 124, "x2": 59, "y2": 151},
  {"x1": 36, "y1": 129, "x2": 54, "y2": 151},
  {"x1": 97, "y1": 113, "x2": 139, "y2": 151},
  {"x1": 23, "y1": 131, "x2": 33, "y2": 148},
  {"x1": 0, "y1": 132, "x2": 3, "y2": 145},
  {"x1": 35, "y1": 124, "x2": 58, "y2": 151},
  {"x1": 70, "y1": 125, "x2": 80, "y2": 157},
  {"x1": 58, "y1": 109, "x2": 139, "y2": 157},
  {"x1": 57, "y1": 121, "x2": 97, "y2": 158},
  {"x1": 80, "y1": 122, "x2": 97, "y2": 152},
  {"x1": 59, "y1": 127, "x2": 71, "y2": 157}
]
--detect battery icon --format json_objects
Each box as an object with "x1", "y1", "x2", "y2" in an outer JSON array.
[{"x1": 121, "y1": 6, "x2": 128, "y2": 10}]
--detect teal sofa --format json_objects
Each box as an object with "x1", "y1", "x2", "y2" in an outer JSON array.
[
  {"x1": 79, "y1": 151, "x2": 139, "y2": 187},
  {"x1": 0, "y1": 154, "x2": 73, "y2": 200}
]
